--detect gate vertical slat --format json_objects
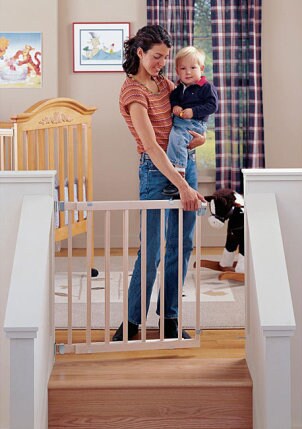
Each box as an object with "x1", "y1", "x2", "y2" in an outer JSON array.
[
  {"x1": 122, "y1": 210, "x2": 129, "y2": 342},
  {"x1": 67, "y1": 210, "x2": 73, "y2": 345},
  {"x1": 178, "y1": 208, "x2": 183, "y2": 340},
  {"x1": 159, "y1": 208, "x2": 165, "y2": 341},
  {"x1": 195, "y1": 214, "x2": 201, "y2": 337},
  {"x1": 141, "y1": 209, "x2": 147, "y2": 342},
  {"x1": 86, "y1": 210, "x2": 93, "y2": 345},
  {"x1": 105, "y1": 210, "x2": 111, "y2": 343}
]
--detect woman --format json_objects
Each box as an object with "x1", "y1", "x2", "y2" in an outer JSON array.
[{"x1": 113, "y1": 25, "x2": 206, "y2": 341}]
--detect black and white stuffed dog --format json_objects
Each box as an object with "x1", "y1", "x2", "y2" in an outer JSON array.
[{"x1": 205, "y1": 188, "x2": 244, "y2": 273}]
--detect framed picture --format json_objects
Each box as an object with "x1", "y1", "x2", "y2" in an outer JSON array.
[
  {"x1": 73, "y1": 22, "x2": 130, "y2": 72},
  {"x1": 0, "y1": 32, "x2": 42, "y2": 88}
]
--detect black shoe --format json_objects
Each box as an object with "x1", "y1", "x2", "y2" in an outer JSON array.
[
  {"x1": 163, "y1": 318, "x2": 191, "y2": 339},
  {"x1": 112, "y1": 321, "x2": 139, "y2": 341},
  {"x1": 162, "y1": 183, "x2": 180, "y2": 197}
]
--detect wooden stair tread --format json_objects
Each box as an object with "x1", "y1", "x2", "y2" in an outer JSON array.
[{"x1": 49, "y1": 357, "x2": 251, "y2": 390}]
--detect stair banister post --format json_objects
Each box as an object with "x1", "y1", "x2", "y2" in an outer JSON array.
[
  {"x1": 4, "y1": 327, "x2": 38, "y2": 429},
  {"x1": 262, "y1": 327, "x2": 294, "y2": 429}
]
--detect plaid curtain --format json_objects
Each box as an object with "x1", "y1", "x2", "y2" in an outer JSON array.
[
  {"x1": 211, "y1": 0, "x2": 265, "y2": 193},
  {"x1": 147, "y1": 0, "x2": 195, "y2": 82}
]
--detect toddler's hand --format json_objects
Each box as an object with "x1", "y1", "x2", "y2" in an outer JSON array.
[
  {"x1": 173, "y1": 105, "x2": 183, "y2": 116},
  {"x1": 180, "y1": 108, "x2": 193, "y2": 119}
]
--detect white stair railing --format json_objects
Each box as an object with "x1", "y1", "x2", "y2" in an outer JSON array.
[
  {"x1": 4, "y1": 191, "x2": 54, "y2": 429},
  {"x1": 58, "y1": 199, "x2": 202, "y2": 353},
  {"x1": 243, "y1": 168, "x2": 298, "y2": 429},
  {"x1": 1, "y1": 171, "x2": 55, "y2": 429}
]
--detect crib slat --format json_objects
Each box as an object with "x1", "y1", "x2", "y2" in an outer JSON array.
[
  {"x1": 17, "y1": 129, "x2": 24, "y2": 170},
  {"x1": 27, "y1": 130, "x2": 36, "y2": 170},
  {"x1": 48, "y1": 128, "x2": 55, "y2": 170},
  {"x1": 38, "y1": 129, "x2": 46, "y2": 170},
  {"x1": 178, "y1": 209, "x2": 183, "y2": 340}
]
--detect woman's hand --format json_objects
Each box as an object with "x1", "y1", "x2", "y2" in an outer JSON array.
[
  {"x1": 179, "y1": 184, "x2": 206, "y2": 211},
  {"x1": 188, "y1": 131, "x2": 206, "y2": 150}
]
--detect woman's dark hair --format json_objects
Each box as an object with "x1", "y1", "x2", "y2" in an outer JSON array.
[{"x1": 123, "y1": 25, "x2": 172, "y2": 75}]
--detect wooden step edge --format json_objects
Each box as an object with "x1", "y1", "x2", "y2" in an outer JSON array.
[
  {"x1": 49, "y1": 358, "x2": 252, "y2": 390},
  {"x1": 49, "y1": 381, "x2": 253, "y2": 392},
  {"x1": 48, "y1": 376, "x2": 253, "y2": 390}
]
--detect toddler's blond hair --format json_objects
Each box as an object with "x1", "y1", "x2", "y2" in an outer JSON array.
[{"x1": 175, "y1": 46, "x2": 206, "y2": 67}]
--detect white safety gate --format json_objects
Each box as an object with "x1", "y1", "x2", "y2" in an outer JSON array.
[{"x1": 57, "y1": 199, "x2": 202, "y2": 353}]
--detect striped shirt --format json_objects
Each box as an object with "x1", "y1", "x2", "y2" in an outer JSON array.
[{"x1": 119, "y1": 75, "x2": 174, "y2": 154}]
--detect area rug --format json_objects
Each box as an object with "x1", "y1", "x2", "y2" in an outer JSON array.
[{"x1": 55, "y1": 255, "x2": 245, "y2": 329}]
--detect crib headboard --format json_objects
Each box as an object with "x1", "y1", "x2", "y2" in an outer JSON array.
[{"x1": 8, "y1": 97, "x2": 97, "y2": 241}]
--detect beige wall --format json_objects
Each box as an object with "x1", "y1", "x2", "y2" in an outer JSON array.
[
  {"x1": 1, "y1": 0, "x2": 301, "y2": 246},
  {"x1": 262, "y1": 0, "x2": 302, "y2": 167}
]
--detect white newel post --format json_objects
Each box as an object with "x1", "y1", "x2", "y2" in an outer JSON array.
[
  {"x1": 263, "y1": 330, "x2": 293, "y2": 429},
  {"x1": 5, "y1": 329, "x2": 38, "y2": 429}
]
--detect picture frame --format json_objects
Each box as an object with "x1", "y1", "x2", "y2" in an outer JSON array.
[
  {"x1": 73, "y1": 22, "x2": 130, "y2": 72},
  {"x1": 0, "y1": 32, "x2": 42, "y2": 88}
]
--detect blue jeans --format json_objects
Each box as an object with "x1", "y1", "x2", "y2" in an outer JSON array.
[
  {"x1": 167, "y1": 116, "x2": 207, "y2": 168},
  {"x1": 128, "y1": 152, "x2": 198, "y2": 325}
]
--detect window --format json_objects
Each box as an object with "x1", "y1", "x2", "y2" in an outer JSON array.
[{"x1": 193, "y1": 0, "x2": 215, "y2": 180}]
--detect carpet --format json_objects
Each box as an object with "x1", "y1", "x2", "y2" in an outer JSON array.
[{"x1": 55, "y1": 255, "x2": 245, "y2": 329}]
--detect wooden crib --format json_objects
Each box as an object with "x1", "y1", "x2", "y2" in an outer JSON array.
[{"x1": 0, "y1": 97, "x2": 97, "y2": 248}]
